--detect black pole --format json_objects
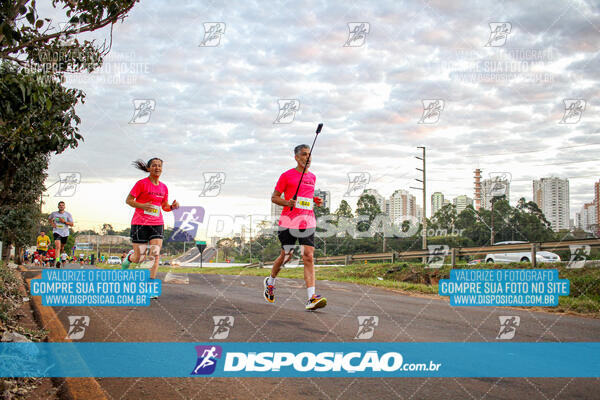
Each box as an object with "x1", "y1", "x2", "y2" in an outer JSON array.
[{"x1": 290, "y1": 123, "x2": 323, "y2": 211}]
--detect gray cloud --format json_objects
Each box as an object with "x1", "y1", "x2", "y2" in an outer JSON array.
[{"x1": 43, "y1": 0, "x2": 600, "y2": 226}]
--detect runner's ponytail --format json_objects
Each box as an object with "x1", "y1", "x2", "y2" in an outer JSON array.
[{"x1": 132, "y1": 158, "x2": 163, "y2": 172}]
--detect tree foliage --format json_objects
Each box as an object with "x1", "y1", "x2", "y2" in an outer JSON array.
[{"x1": 0, "y1": 0, "x2": 140, "y2": 258}]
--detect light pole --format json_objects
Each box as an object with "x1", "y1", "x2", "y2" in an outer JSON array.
[
  {"x1": 249, "y1": 215, "x2": 252, "y2": 263},
  {"x1": 410, "y1": 146, "x2": 427, "y2": 262}
]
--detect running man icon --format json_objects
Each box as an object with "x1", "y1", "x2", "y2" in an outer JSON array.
[
  {"x1": 169, "y1": 206, "x2": 205, "y2": 242},
  {"x1": 191, "y1": 345, "x2": 222, "y2": 375}
]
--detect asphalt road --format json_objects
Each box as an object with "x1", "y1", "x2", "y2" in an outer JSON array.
[{"x1": 25, "y1": 264, "x2": 600, "y2": 399}]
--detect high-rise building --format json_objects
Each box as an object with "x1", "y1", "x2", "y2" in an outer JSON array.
[
  {"x1": 314, "y1": 189, "x2": 331, "y2": 210},
  {"x1": 365, "y1": 189, "x2": 386, "y2": 214},
  {"x1": 385, "y1": 199, "x2": 390, "y2": 215},
  {"x1": 389, "y1": 189, "x2": 417, "y2": 225},
  {"x1": 576, "y1": 202, "x2": 596, "y2": 232},
  {"x1": 481, "y1": 177, "x2": 511, "y2": 210},
  {"x1": 533, "y1": 177, "x2": 570, "y2": 232},
  {"x1": 453, "y1": 195, "x2": 473, "y2": 214},
  {"x1": 431, "y1": 192, "x2": 444, "y2": 217}
]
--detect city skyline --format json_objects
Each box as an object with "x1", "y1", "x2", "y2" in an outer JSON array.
[{"x1": 46, "y1": 171, "x2": 594, "y2": 234}]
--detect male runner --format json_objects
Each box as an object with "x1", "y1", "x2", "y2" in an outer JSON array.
[
  {"x1": 49, "y1": 201, "x2": 74, "y2": 267},
  {"x1": 265, "y1": 144, "x2": 327, "y2": 310},
  {"x1": 36, "y1": 231, "x2": 51, "y2": 266}
]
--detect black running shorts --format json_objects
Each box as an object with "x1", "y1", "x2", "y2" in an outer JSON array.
[
  {"x1": 131, "y1": 225, "x2": 164, "y2": 243},
  {"x1": 53, "y1": 233, "x2": 68, "y2": 244},
  {"x1": 277, "y1": 227, "x2": 315, "y2": 248}
]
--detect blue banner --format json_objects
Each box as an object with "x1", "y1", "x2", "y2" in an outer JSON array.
[
  {"x1": 439, "y1": 269, "x2": 569, "y2": 306},
  {"x1": 1, "y1": 342, "x2": 598, "y2": 378},
  {"x1": 29, "y1": 269, "x2": 161, "y2": 306}
]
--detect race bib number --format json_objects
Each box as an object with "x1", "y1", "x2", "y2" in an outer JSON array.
[
  {"x1": 39, "y1": 242, "x2": 47, "y2": 247},
  {"x1": 144, "y1": 204, "x2": 160, "y2": 217},
  {"x1": 56, "y1": 223, "x2": 66, "y2": 229},
  {"x1": 295, "y1": 196, "x2": 313, "y2": 210}
]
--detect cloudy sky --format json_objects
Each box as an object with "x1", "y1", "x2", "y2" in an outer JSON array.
[{"x1": 40, "y1": 0, "x2": 599, "y2": 235}]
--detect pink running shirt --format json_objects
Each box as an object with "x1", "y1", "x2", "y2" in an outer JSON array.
[
  {"x1": 129, "y1": 177, "x2": 169, "y2": 225},
  {"x1": 274, "y1": 168, "x2": 316, "y2": 229}
]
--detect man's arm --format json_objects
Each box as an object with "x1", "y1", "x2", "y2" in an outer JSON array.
[
  {"x1": 48, "y1": 213, "x2": 57, "y2": 228},
  {"x1": 271, "y1": 190, "x2": 295, "y2": 208}
]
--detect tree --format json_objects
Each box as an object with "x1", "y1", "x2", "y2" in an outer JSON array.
[
  {"x1": 431, "y1": 203, "x2": 458, "y2": 231},
  {"x1": 1, "y1": 0, "x2": 140, "y2": 205},
  {"x1": 334, "y1": 200, "x2": 353, "y2": 222},
  {"x1": 314, "y1": 205, "x2": 330, "y2": 220},
  {"x1": 101, "y1": 223, "x2": 115, "y2": 235},
  {"x1": 0, "y1": 63, "x2": 85, "y2": 206},
  {"x1": 516, "y1": 197, "x2": 552, "y2": 228},
  {"x1": 1, "y1": 1, "x2": 138, "y2": 67},
  {"x1": 356, "y1": 193, "x2": 382, "y2": 233},
  {"x1": 217, "y1": 238, "x2": 236, "y2": 261},
  {"x1": 0, "y1": 153, "x2": 48, "y2": 261},
  {"x1": 0, "y1": 0, "x2": 140, "y2": 258}
]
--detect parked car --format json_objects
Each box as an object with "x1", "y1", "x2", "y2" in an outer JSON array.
[
  {"x1": 485, "y1": 241, "x2": 561, "y2": 264},
  {"x1": 107, "y1": 256, "x2": 122, "y2": 265}
]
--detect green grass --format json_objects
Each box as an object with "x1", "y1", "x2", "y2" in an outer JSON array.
[{"x1": 150, "y1": 262, "x2": 600, "y2": 317}]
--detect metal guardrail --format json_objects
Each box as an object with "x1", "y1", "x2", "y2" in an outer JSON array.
[{"x1": 313, "y1": 238, "x2": 600, "y2": 267}]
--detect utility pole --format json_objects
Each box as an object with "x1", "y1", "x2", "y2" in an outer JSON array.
[
  {"x1": 490, "y1": 197, "x2": 496, "y2": 245},
  {"x1": 410, "y1": 147, "x2": 427, "y2": 262},
  {"x1": 249, "y1": 215, "x2": 252, "y2": 263}
]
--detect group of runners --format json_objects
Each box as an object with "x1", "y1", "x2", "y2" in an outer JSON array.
[
  {"x1": 33, "y1": 143, "x2": 327, "y2": 310},
  {"x1": 30, "y1": 201, "x2": 74, "y2": 268},
  {"x1": 120, "y1": 144, "x2": 327, "y2": 310}
]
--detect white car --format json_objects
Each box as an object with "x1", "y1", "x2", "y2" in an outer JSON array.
[
  {"x1": 107, "y1": 256, "x2": 122, "y2": 265},
  {"x1": 485, "y1": 241, "x2": 561, "y2": 264}
]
